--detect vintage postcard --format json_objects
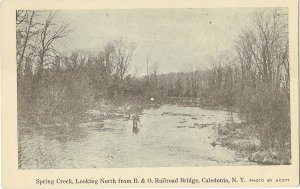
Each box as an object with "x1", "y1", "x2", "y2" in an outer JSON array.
[{"x1": 1, "y1": 0, "x2": 299, "y2": 188}]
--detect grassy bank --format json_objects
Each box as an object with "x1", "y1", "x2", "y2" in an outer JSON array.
[{"x1": 214, "y1": 122, "x2": 291, "y2": 165}]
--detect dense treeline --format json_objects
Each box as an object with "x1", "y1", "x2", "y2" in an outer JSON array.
[
  {"x1": 151, "y1": 9, "x2": 290, "y2": 150},
  {"x1": 17, "y1": 9, "x2": 290, "y2": 155}
]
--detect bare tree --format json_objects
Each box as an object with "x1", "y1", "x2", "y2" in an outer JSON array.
[
  {"x1": 16, "y1": 10, "x2": 28, "y2": 25},
  {"x1": 103, "y1": 43, "x2": 116, "y2": 78},
  {"x1": 186, "y1": 65, "x2": 199, "y2": 97},
  {"x1": 16, "y1": 10, "x2": 38, "y2": 75},
  {"x1": 235, "y1": 8, "x2": 288, "y2": 88},
  {"x1": 113, "y1": 39, "x2": 136, "y2": 81},
  {"x1": 151, "y1": 61, "x2": 159, "y2": 76},
  {"x1": 146, "y1": 54, "x2": 150, "y2": 84},
  {"x1": 32, "y1": 11, "x2": 70, "y2": 77}
]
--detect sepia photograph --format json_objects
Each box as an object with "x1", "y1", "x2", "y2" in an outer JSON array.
[
  {"x1": 2, "y1": 0, "x2": 300, "y2": 187},
  {"x1": 16, "y1": 7, "x2": 291, "y2": 170}
]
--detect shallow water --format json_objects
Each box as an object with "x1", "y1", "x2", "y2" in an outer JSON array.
[{"x1": 19, "y1": 105, "x2": 253, "y2": 169}]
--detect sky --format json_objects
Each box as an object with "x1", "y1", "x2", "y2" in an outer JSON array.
[{"x1": 55, "y1": 8, "x2": 256, "y2": 76}]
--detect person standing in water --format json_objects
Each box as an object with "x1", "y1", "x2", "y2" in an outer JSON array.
[{"x1": 132, "y1": 114, "x2": 141, "y2": 133}]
